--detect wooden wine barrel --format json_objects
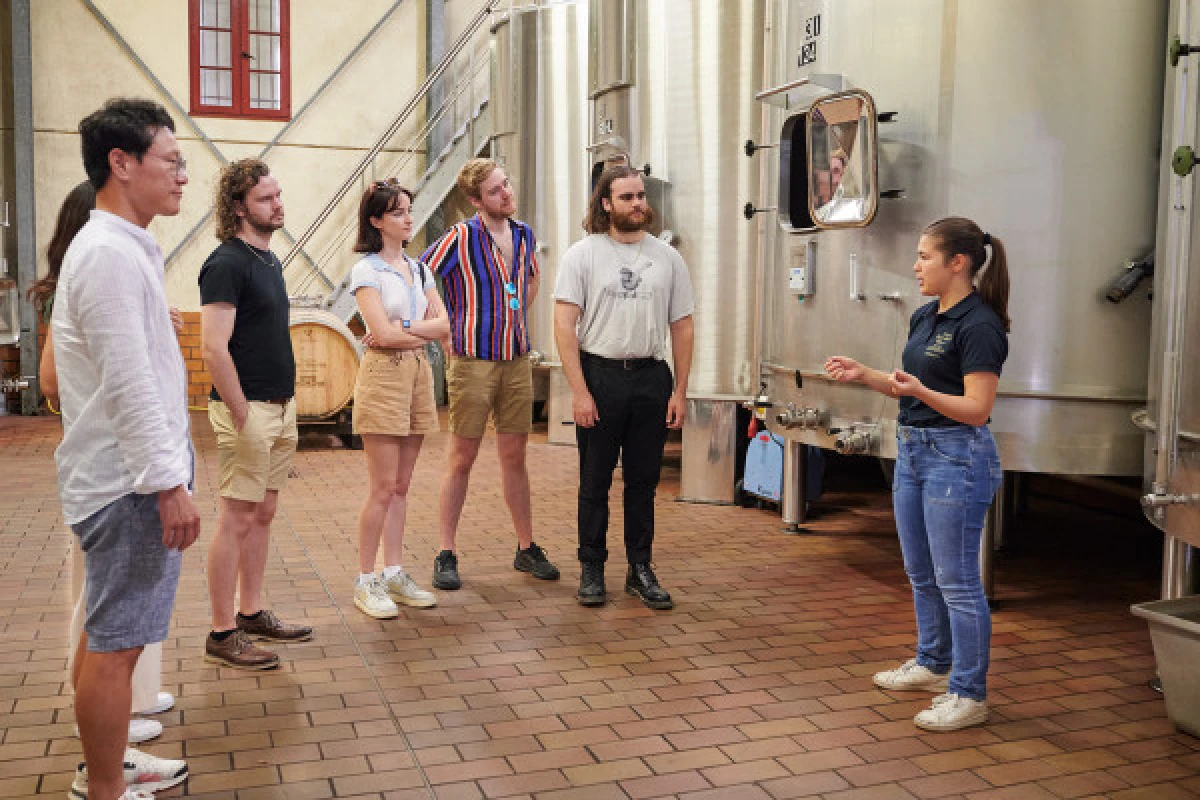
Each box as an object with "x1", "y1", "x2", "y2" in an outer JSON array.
[{"x1": 288, "y1": 309, "x2": 361, "y2": 420}]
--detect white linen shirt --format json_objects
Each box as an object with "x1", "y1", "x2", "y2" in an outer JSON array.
[{"x1": 53, "y1": 210, "x2": 193, "y2": 525}]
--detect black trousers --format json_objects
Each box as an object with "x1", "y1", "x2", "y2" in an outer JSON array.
[{"x1": 576, "y1": 357, "x2": 673, "y2": 565}]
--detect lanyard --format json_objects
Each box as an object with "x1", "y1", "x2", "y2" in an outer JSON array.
[
  {"x1": 480, "y1": 215, "x2": 522, "y2": 311},
  {"x1": 401, "y1": 256, "x2": 422, "y2": 323}
]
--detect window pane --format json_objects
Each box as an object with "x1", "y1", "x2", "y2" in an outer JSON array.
[
  {"x1": 201, "y1": 68, "x2": 233, "y2": 106},
  {"x1": 250, "y1": 33, "x2": 279, "y2": 71},
  {"x1": 198, "y1": 0, "x2": 217, "y2": 28},
  {"x1": 250, "y1": 72, "x2": 280, "y2": 109},
  {"x1": 254, "y1": 0, "x2": 280, "y2": 34},
  {"x1": 200, "y1": 30, "x2": 231, "y2": 68},
  {"x1": 202, "y1": 0, "x2": 231, "y2": 29}
]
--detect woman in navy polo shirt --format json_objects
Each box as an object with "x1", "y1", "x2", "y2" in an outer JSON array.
[{"x1": 825, "y1": 217, "x2": 1008, "y2": 732}]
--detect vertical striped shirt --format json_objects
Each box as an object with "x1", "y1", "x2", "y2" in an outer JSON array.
[{"x1": 421, "y1": 214, "x2": 539, "y2": 361}]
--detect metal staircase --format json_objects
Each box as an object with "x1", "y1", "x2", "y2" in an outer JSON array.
[{"x1": 284, "y1": 0, "x2": 499, "y2": 324}]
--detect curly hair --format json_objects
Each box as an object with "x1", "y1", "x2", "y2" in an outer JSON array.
[
  {"x1": 456, "y1": 157, "x2": 500, "y2": 201},
  {"x1": 215, "y1": 158, "x2": 271, "y2": 241}
]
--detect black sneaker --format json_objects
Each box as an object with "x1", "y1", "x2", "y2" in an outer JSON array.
[
  {"x1": 626, "y1": 563, "x2": 673, "y2": 610},
  {"x1": 514, "y1": 542, "x2": 561, "y2": 581},
  {"x1": 432, "y1": 550, "x2": 461, "y2": 590},
  {"x1": 577, "y1": 561, "x2": 606, "y2": 607}
]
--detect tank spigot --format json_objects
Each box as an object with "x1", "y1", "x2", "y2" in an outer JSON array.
[
  {"x1": 776, "y1": 404, "x2": 826, "y2": 430},
  {"x1": 775, "y1": 403, "x2": 803, "y2": 428},
  {"x1": 1, "y1": 376, "x2": 31, "y2": 393},
  {"x1": 834, "y1": 425, "x2": 877, "y2": 455},
  {"x1": 1141, "y1": 491, "x2": 1200, "y2": 509}
]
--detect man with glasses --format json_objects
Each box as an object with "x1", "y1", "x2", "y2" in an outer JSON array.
[
  {"x1": 421, "y1": 158, "x2": 560, "y2": 590},
  {"x1": 56, "y1": 97, "x2": 198, "y2": 800},
  {"x1": 199, "y1": 158, "x2": 310, "y2": 671}
]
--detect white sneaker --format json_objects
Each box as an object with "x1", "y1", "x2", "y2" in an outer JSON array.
[
  {"x1": 354, "y1": 577, "x2": 399, "y2": 619},
  {"x1": 74, "y1": 718, "x2": 163, "y2": 744},
  {"x1": 914, "y1": 692, "x2": 988, "y2": 731},
  {"x1": 67, "y1": 747, "x2": 188, "y2": 798},
  {"x1": 127, "y1": 718, "x2": 163, "y2": 743},
  {"x1": 136, "y1": 691, "x2": 174, "y2": 715},
  {"x1": 383, "y1": 571, "x2": 437, "y2": 608},
  {"x1": 872, "y1": 658, "x2": 950, "y2": 692}
]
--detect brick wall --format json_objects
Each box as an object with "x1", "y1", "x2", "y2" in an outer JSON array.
[{"x1": 180, "y1": 311, "x2": 212, "y2": 410}]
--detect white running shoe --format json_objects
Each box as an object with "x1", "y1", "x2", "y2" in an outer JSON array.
[
  {"x1": 383, "y1": 571, "x2": 437, "y2": 608},
  {"x1": 354, "y1": 577, "x2": 399, "y2": 619},
  {"x1": 74, "y1": 718, "x2": 163, "y2": 744},
  {"x1": 136, "y1": 691, "x2": 174, "y2": 715},
  {"x1": 127, "y1": 718, "x2": 163, "y2": 743},
  {"x1": 914, "y1": 692, "x2": 988, "y2": 731},
  {"x1": 67, "y1": 747, "x2": 188, "y2": 798},
  {"x1": 872, "y1": 658, "x2": 950, "y2": 692}
]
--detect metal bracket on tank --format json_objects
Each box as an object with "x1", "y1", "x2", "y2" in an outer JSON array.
[{"x1": 1169, "y1": 35, "x2": 1200, "y2": 67}]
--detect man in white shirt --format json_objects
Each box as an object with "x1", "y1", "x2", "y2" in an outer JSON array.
[
  {"x1": 553, "y1": 165, "x2": 695, "y2": 610},
  {"x1": 54, "y1": 98, "x2": 199, "y2": 800}
]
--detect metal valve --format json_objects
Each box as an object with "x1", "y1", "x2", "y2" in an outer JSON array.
[
  {"x1": 1, "y1": 376, "x2": 32, "y2": 393},
  {"x1": 834, "y1": 424, "x2": 877, "y2": 455}
]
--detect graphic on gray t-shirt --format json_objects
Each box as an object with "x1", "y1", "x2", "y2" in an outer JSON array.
[{"x1": 553, "y1": 233, "x2": 696, "y2": 360}]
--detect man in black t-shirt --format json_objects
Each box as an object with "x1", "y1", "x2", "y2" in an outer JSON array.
[{"x1": 199, "y1": 159, "x2": 311, "y2": 671}]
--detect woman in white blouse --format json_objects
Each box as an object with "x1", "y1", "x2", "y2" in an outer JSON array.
[{"x1": 349, "y1": 179, "x2": 450, "y2": 619}]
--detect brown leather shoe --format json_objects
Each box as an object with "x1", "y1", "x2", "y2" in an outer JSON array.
[
  {"x1": 204, "y1": 630, "x2": 280, "y2": 670},
  {"x1": 236, "y1": 609, "x2": 314, "y2": 642}
]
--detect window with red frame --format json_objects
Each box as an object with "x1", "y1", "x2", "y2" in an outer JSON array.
[{"x1": 189, "y1": 0, "x2": 291, "y2": 120}]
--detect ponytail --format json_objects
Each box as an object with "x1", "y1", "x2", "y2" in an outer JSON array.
[
  {"x1": 923, "y1": 216, "x2": 1011, "y2": 332},
  {"x1": 977, "y1": 235, "x2": 1010, "y2": 332}
]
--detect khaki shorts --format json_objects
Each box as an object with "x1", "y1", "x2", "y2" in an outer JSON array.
[
  {"x1": 209, "y1": 399, "x2": 298, "y2": 502},
  {"x1": 447, "y1": 355, "x2": 533, "y2": 438},
  {"x1": 353, "y1": 348, "x2": 439, "y2": 436}
]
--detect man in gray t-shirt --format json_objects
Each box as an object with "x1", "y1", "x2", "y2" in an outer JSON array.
[{"x1": 553, "y1": 165, "x2": 695, "y2": 610}]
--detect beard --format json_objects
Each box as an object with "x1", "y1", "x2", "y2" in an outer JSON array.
[
  {"x1": 610, "y1": 206, "x2": 655, "y2": 233},
  {"x1": 244, "y1": 212, "x2": 284, "y2": 237}
]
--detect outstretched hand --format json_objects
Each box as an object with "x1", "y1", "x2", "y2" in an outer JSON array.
[
  {"x1": 888, "y1": 369, "x2": 924, "y2": 397},
  {"x1": 824, "y1": 356, "x2": 864, "y2": 383}
]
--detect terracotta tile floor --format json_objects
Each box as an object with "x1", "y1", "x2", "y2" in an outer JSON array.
[{"x1": 1, "y1": 412, "x2": 1198, "y2": 799}]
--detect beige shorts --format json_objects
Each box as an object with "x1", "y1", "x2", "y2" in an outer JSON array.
[
  {"x1": 447, "y1": 355, "x2": 533, "y2": 438},
  {"x1": 209, "y1": 399, "x2": 298, "y2": 502},
  {"x1": 353, "y1": 348, "x2": 439, "y2": 436}
]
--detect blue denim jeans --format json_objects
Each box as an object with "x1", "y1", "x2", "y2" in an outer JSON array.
[{"x1": 893, "y1": 425, "x2": 1003, "y2": 701}]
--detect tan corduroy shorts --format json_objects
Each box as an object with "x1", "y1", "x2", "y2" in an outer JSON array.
[
  {"x1": 447, "y1": 354, "x2": 533, "y2": 438},
  {"x1": 208, "y1": 399, "x2": 298, "y2": 502},
  {"x1": 353, "y1": 348, "x2": 439, "y2": 437}
]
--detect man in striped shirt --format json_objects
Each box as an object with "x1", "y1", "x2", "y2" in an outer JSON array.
[{"x1": 421, "y1": 158, "x2": 560, "y2": 590}]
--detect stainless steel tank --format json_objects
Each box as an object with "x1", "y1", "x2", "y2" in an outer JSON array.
[
  {"x1": 588, "y1": 0, "x2": 765, "y2": 501},
  {"x1": 492, "y1": 1, "x2": 590, "y2": 445},
  {"x1": 756, "y1": 0, "x2": 1166, "y2": 479},
  {"x1": 1141, "y1": 0, "x2": 1200, "y2": 590}
]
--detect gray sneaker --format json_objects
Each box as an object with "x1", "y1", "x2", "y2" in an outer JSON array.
[
  {"x1": 383, "y1": 571, "x2": 437, "y2": 608},
  {"x1": 872, "y1": 658, "x2": 950, "y2": 692}
]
